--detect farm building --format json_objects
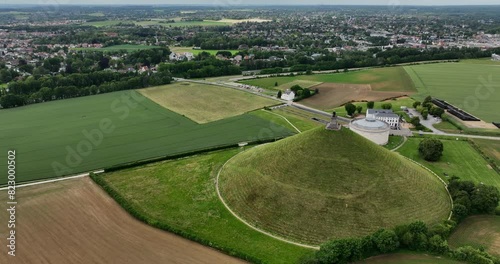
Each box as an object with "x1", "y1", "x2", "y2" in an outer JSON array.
[
  {"x1": 366, "y1": 109, "x2": 400, "y2": 129},
  {"x1": 281, "y1": 89, "x2": 295, "y2": 101},
  {"x1": 492, "y1": 53, "x2": 500, "y2": 61},
  {"x1": 349, "y1": 117, "x2": 390, "y2": 145}
]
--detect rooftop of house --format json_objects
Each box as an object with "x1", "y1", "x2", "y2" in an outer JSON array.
[{"x1": 367, "y1": 109, "x2": 399, "y2": 118}]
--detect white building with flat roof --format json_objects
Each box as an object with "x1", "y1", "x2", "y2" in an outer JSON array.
[
  {"x1": 281, "y1": 89, "x2": 295, "y2": 101},
  {"x1": 366, "y1": 109, "x2": 400, "y2": 129},
  {"x1": 492, "y1": 53, "x2": 500, "y2": 61}
]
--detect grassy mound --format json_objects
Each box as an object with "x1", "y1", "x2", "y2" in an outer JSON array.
[{"x1": 219, "y1": 128, "x2": 451, "y2": 245}]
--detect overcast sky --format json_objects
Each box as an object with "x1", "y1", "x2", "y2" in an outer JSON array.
[{"x1": 1, "y1": 0, "x2": 500, "y2": 5}]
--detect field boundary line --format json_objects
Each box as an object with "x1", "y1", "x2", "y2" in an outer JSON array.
[
  {"x1": 262, "y1": 109, "x2": 302, "y2": 133},
  {"x1": 0, "y1": 171, "x2": 103, "y2": 191},
  {"x1": 397, "y1": 154, "x2": 454, "y2": 220},
  {"x1": 215, "y1": 147, "x2": 320, "y2": 250}
]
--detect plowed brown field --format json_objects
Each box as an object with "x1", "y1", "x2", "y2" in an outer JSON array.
[
  {"x1": 302, "y1": 83, "x2": 409, "y2": 110},
  {"x1": 0, "y1": 177, "x2": 244, "y2": 264}
]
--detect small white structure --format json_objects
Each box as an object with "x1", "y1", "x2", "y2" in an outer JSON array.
[
  {"x1": 349, "y1": 118, "x2": 390, "y2": 145},
  {"x1": 281, "y1": 89, "x2": 295, "y2": 101},
  {"x1": 366, "y1": 109, "x2": 400, "y2": 129},
  {"x1": 492, "y1": 53, "x2": 500, "y2": 61}
]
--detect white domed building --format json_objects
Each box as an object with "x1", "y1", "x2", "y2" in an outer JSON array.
[{"x1": 349, "y1": 117, "x2": 390, "y2": 145}]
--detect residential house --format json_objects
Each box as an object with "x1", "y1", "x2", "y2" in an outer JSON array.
[{"x1": 366, "y1": 109, "x2": 400, "y2": 129}]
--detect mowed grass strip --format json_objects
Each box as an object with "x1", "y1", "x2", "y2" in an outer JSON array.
[
  {"x1": 169, "y1": 47, "x2": 239, "y2": 56},
  {"x1": 100, "y1": 149, "x2": 313, "y2": 264},
  {"x1": 449, "y1": 215, "x2": 500, "y2": 257},
  {"x1": 0, "y1": 90, "x2": 292, "y2": 185},
  {"x1": 404, "y1": 63, "x2": 500, "y2": 122},
  {"x1": 241, "y1": 67, "x2": 416, "y2": 92},
  {"x1": 219, "y1": 128, "x2": 451, "y2": 245},
  {"x1": 396, "y1": 137, "x2": 500, "y2": 189},
  {"x1": 471, "y1": 138, "x2": 500, "y2": 167},
  {"x1": 138, "y1": 82, "x2": 279, "y2": 123}
]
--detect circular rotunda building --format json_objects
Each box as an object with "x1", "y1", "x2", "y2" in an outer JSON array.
[{"x1": 349, "y1": 117, "x2": 390, "y2": 145}]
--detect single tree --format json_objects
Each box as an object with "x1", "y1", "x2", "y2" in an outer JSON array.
[
  {"x1": 381, "y1": 103, "x2": 392, "y2": 110},
  {"x1": 277, "y1": 90, "x2": 282, "y2": 98},
  {"x1": 274, "y1": 81, "x2": 278, "y2": 87},
  {"x1": 356, "y1": 105, "x2": 363, "y2": 114},
  {"x1": 367, "y1": 101, "x2": 375, "y2": 109},
  {"x1": 345, "y1": 103, "x2": 357, "y2": 116},
  {"x1": 422, "y1": 109, "x2": 429, "y2": 120},
  {"x1": 418, "y1": 139, "x2": 444, "y2": 161},
  {"x1": 412, "y1": 101, "x2": 421, "y2": 108}
]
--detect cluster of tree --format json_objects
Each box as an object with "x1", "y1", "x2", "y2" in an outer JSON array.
[
  {"x1": 448, "y1": 177, "x2": 500, "y2": 222},
  {"x1": 158, "y1": 58, "x2": 241, "y2": 78},
  {"x1": 289, "y1": 84, "x2": 315, "y2": 102},
  {"x1": 418, "y1": 138, "x2": 444, "y2": 161},
  {"x1": 303, "y1": 178, "x2": 500, "y2": 264},
  {"x1": 0, "y1": 71, "x2": 171, "y2": 109},
  {"x1": 413, "y1": 96, "x2": 445, "y2": 120},
  {"x1": 0, "y1": 67, "x2": 20, "y2": 84}
]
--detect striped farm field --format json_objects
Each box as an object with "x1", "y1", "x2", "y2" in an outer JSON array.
[
  {"x1": 0, "y1": 89, "x2": 292, "y2": 185},
  {"x1": 139, "y1": 82, "x2": 278, "y2": 123},
  {"x1": 357, "y1": 253, "x2": 464, "y2": 264},
  {"x1": 404, "y1": 61, "x2": 500, "y2": 122},
  {"x1": 219, "y1": 128, "x2": 451, "y2": 245}
]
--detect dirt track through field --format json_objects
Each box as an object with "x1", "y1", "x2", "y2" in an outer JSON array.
[
  {"x1": 0, "y1": 177, "x2": 245, "y2": 264},
  {"x1": 302, "y1": 83, "x2": 409, "y2": 109}
]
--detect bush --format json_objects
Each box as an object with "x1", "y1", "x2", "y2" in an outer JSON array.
[
  {"x1": 372, "y1": 229, "x2": 399, "y2": 253},
  {"x1": 316, "y1": 238, "x2": 363, "y2": 264},
  {"x1": 418, "y1": 138, "x2": 444, "y2": 161},
  {"x1": 367, "y1": 101, "x2": 374, "y2": 109},
  {"x1": 345, "y1": 103, "x2": 357, "y2": 116},
  {"x1": 429, "y1": 235, "x2": 449, "y2": 254},
  {"x1": 381, "y1": 103, "x2": 392, "y2": 110}
]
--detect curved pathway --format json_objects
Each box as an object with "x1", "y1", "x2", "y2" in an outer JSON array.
[{"x1": 215, "y1": 147, "x2": 320, "y2": 250}]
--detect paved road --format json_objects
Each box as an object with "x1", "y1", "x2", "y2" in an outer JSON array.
[{"x1": 407, "y1": 108, "x2": 445, "y2": 134}]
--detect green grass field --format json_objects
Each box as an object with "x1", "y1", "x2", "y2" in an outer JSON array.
[
  {"x1": 0, "y1": 90, "x2": 292, "y2": 185},
  {"x1": 98, "y1": 149, "x2": 313, "y2": 264},
  {"x1": 170, "y1": 47, "x2": 239, "y2": 56},
  {"x1": 471, "y1": 138, "x2": 500, "y2": 168},
  {"x1": 138, "y1": 82, "x2": 278, "y2": 123},
  {"x1": 384, "y1": 136, "x2": 405, "y2": 150},
  {"x1": 357, "y1": 253, "x2": 463, "y2": 263},
  {"x1": 396, "y1": 137, "x2": 500, "y2": 189},
  {"x1": 404, "y1": 62, "x2": 500, "y2": 122},
  {"x1": 72, "y1": 44, "x2": 158, "y2": 52},
  {"x1": 219, "y1": 128, "x2": 451, "y2": 245},
  {"x1": 449, "y1": 215, "x2": 500, "y2": 257},
  {"x1": 241, "y1": 67, "x2": 416, "y2": 92}
]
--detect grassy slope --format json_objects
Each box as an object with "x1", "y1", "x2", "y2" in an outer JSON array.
[
  {"x1": 404, "y1": 62, "x2": 500, "y2": 122},
  {"x1": 250, "y1": 109, "x2": 323, "y2": 132},
  {"x1": 138, "y1": 82, "x2": 278, "y2": 123},
  {"x1": 0, "y1": 90, "x2": 292, "y2": 184},
  {"x1": 101, "y1": 149, "x2": 313, "y2": 264},
  {"x1": 472, "y1": 138, "x2": 500, "y2": 167},
  {"x1": 396, "y1": 138, "x2": 500, "y2": 189},
  {"x1": 449, "y1": 215, "x2": 500, "y2": 257},
  {"x1": 219, "y1": 128, "x2": 451, "y2": 245},
  {"x1": 241, "y1": 67, "x2": 416, "y2": 92},
  {"x1": 357, "y1": 253, "x2": 463, "y2": 264}
]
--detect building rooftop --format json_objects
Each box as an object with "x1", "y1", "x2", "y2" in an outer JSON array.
[{"x1": 351, "y1": 118, "x2": 390, "y2": 131}]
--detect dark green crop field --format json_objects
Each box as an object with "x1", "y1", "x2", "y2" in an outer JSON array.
[{"x1": 0, "y1": 90, "x2": 292, "y2": 185}]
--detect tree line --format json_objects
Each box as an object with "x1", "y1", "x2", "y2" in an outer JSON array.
[{"x1": 302, "y1": 178, "x2": 500, "y2": 264}]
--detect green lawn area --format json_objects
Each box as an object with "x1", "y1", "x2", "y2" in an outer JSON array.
[
  {"x1": 396, "y1": 137, "x2": 500, "y2": 189},
  {"x1": 249, "y1": 108, "x2": 322, "y2": 133},
  {"x1": 98, "y1": 149, "x2": 313, "y2": 264},
  {"x1": 357, "y1": 253, "x2": 463, "y2": 263},
  {"x1": 0, "y1": 90, "x2": 292, "y2": 185},
  {"x1": 449, "y1": 215, "x2": 500, "y2": 257},
  {"x1": 404, "y1": 62, "x2": 500, "y2": 122},
  {"x1": 471, "y1": 138, "x2": 500, "y2": 169},
  {"x1": 72, "y1": 44, "x2": 158, "y2": 52},
  {"x1": 138, "y1": 82, "x2": 279, "y2": 124},
  {"x1": 384, "y1": 136, "x2": 405, "y2": 150},
  {"x1": 170, "y1": 46, "x2": 239, "y2": 56},
  {"x1": 241, "y1": 67, "x2": 416, "y2": 92},
  {"x1": 219, "y1": 128, "x2": 451, "y2": 245}
]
